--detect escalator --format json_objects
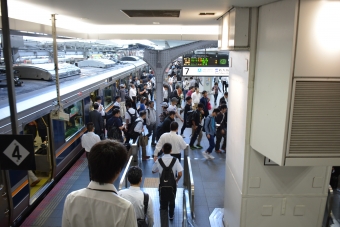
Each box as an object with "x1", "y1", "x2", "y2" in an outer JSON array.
[{"x1": 119, "y1": 145, "x2": 195, "y2": 227}]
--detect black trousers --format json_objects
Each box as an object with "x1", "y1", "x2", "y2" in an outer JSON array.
[
  {"x1": 189, "y1": 125, "x2": 202, "y2": 146},
  {"x1": 222, "y1": 81, "x2": 228, "y2": 92},
  {"x1": 160, "y1": 187, "x2": 177, "y2": 226},
  {"x1": 171, "y1": 153, "x2": 181, "y2": 161},
  {"x1": 215, "y1": 129, "x2": 226, "y2": 151},
  {"x1": 180, "y1": 115, "x2": 186, "y2": 135}
]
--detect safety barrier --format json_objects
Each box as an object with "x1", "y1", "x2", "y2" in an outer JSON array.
[
  {"x1": 118, "y1": 155, "x2": 133, "y2": 190},
  {"x1": 322, "y1": 186, "x2": 334, "y2": 227},
  {"x1": 130, "y1": 140, "x2": 139, "y2": 164},
  {"x1": 183, "y1": 145, "x2": 195, "y2": 218}
]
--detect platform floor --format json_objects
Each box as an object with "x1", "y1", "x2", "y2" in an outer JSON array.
[{"x1": 21, "y1": 83, "x2": 227, "y2": 227}]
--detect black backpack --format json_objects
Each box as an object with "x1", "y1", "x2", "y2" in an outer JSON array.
[
  {"x1": 137, "y1": 193, "x2": 149, "y2": 227},
  {"x1": 127, "y1": 109, "x2": 137, "y2": 127},
  {"x1": 127, "y1": 119, "x2": 142, "y2": 140},
  {"x1": 158, "y1": 158, "x2": 177, "y2": 199},
  {"x1": 185, "y1": 110, "x2": 195, "y2": 128},
  {"x1": 107, "y1": 120, "x2": 123, "y2": 142}
]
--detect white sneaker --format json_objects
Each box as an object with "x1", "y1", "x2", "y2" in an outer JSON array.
[
  {"x1": 207, "y1": 153, "x2": 215, "y2": 159},
  {"x1": 220, "y1": 149, "x2": 226, "y2": 153},
  {"x1": 202, "y1": 151, "x2": 209, "y2": 159}
]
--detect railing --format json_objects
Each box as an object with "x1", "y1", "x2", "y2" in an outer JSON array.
[
  {"x1": 322, "y1": 186, "x2": 334, "y2": 227},
  {"x1": 183, "y1": 189, "x2": 195, "y2": 227},
  {"x1": 130, "y1": 139, "x2": 139, "y2": 164},
  {"x1": 118, "y1": 155, "x2": 133, "y2": 190},
  {"x1": 183, "y1": 145, "x2": 195, "y2": 218}
]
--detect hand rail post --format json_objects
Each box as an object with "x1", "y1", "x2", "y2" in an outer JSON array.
[{"x1": 118, "y1": 155, "x2": 133, "y2": 190}]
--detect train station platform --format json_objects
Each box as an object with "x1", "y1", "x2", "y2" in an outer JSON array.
[{"x1": 21, "y1": 119, "x2": 226, "y2": 227}]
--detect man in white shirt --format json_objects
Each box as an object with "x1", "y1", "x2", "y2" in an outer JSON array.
[
  {"x1": 154, "y1": 122, "x2": 187, "y2": 161},
  {"x1": 129, "y1": 83, "x2": 137, "y2": 99},
  {"x1": 163, "y1": 85, "x2": 169, "y2": 103},
  {"x1": 182, "y1": 77, "x2": 190, "y2": 98},
  {"x1": 95, "y1": 96, "x2": 105, "y2": 117},
  {"x1": 62, "y1": 140, "x2": 137, "y2": 227},
  {"x1": 81, "y1": 122, "x2": 101, "y2": 180},
  {"x1": 114, "y1": 96, "x2": 121, "y2": 108},
  {"x1": 191, "y1": 87, "x2": 201, "y2": 110},
  {"x1": 152, "y1": 143, "x2": 183, "y2": 222},
  {"x1": 167, "y1": 97, "x2": 183, "y2": 122},
  {"x1": 146, "y1": 101, "x2": 157, "y2": 146},
  {"x1": 221, "y1": 76, "x2": 229, "y2": 92},
  {"x1": 119, "y1": 167, "x2": 154, "y2": 227}
]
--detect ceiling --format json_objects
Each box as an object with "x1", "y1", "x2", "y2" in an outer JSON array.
[{"x1": 3, "y1": 0, "x2": 279, "y2": 40}]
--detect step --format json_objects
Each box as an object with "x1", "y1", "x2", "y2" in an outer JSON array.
[{"x1": 142, "y1": 188, "x2": 184, "y2": 227}]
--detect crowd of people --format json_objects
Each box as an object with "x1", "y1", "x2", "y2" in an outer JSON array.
[{"x1": 63, "y1": 63, "x2": 229, "y2": 227}]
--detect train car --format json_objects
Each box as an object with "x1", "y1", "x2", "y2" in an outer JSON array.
[
  {"x1": 0, "y1": 60, "x2": 147, "y2": 227},
  {"x1": 77, "y1": 59, "x2": 116, "y2": 68},
  {"x1": 13, "y1": 63, "x2": 81, "y2": 81}
]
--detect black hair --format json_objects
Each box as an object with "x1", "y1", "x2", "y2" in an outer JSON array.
[
  {"x1": 168, "y1": 111, "x2": 176, "y2": 116},
  {"x1": 213, "y1": 108, "x2": 220, "y2": 114},
  {"x1": 162, "y1": 143, "x2": 172, "y2": 154},
  {"x1": 95, "y1": 96, "x2": 102, "y2": 102},
  {"x1": 93, "y1": 103, "x2": 99, "y2": 110},
  {"x1": 112, "y1": 109, "x2": 120, "y2": 115},
  {"x1": 219, "y1": 104, "x2": 227, "y2": 110},
  {"x1": 197, "y1": 103, "x2": 204, "y2": 109},
  {"x1": 202, "y1": 90, "x2": 207, "y2": 95},
  {"x1": 115, "y1": 96, "x2": 120, "y2": 101},
  {"x1": 189, "y1": 86, "x2": 193, "y2": 90},
  {"x1": 139, "y1": 110, "x2": 146, "y2": 117},
  {"x1": 125, "y1": 102, "x2": 132, "y2": 108},
  {"x1": 88, "y1": 140, "x2": 128, "y2": 184},
  {"x1": 149, "y1": 100, "x2": 154, "y2": 104},
  {"x1": 127, "y1": 166, "x2": 142, "y2": 185},
  {"x1": 87, "y1": 122, "x2": 94, "y2": 131},
  {"x1": 176, "y1": 85, "x2": 180, "y2": 89},
  {"x1": 190, "y1": 76, "x2": 193, "y2": 79},
  {"x1": 170, "y1": 121, "x2": 179, "y2": 131},
  {"x1": 186, "y1": 96, "x2": 192, "y2": 101},
  {"x1": 224, "y1": 92, "x2": 228, "y2": 96}
]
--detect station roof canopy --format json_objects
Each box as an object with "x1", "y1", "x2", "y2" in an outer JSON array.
[{"x1": 3, "y1": 0, "x2": 278, "y2": 40}]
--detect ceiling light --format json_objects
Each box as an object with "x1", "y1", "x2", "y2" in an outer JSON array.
[
  {"x1": 199, "y1": 13, "x2": 215, "y2": 16},
  {"x1": 153, "y1": 22, "x2": 160, "y2": 25}
]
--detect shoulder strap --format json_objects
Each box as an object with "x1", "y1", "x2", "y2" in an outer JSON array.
[
  {"x1": 127, "y1": 110, "x2": 133, "y2": 118},
  {"x1": 158, "y1": 158, "x2": 166, "y2": 168},
  {"x1": 143, "y1": 192, "x2": 149, "y2": 218},
  {"x1": 169, "y1": 158, "x2": 177, "y2": 169}
]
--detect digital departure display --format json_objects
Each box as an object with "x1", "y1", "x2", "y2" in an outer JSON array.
[{"x1": 182, "y1": 54, "x2": 228, "y2": 67}]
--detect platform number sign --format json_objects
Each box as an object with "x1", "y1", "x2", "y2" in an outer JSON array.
[{"x1": 0, "y1": 135, "x2": 36, "y2": 170}]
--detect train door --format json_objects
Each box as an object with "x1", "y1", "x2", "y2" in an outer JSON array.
[
  {"x1": 0, "y1": 171, "x2": 10, "y2": 227},
  {"x1": 23, "y1": 114, "x2": 53, "y2": 201}
]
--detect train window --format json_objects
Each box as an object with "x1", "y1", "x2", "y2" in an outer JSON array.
[
  {"x1": 103, "y1": 85, "x2": 113, "y2": 108},
  {"x1": 63, "y1": 101, "x2": 84, "y2": 141}
]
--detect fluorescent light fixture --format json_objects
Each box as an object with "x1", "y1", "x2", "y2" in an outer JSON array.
[
  {"x1": 315, "y1": 2, "x2": 340, "y2": 53},
  {"x1": 153, "y1": 22, "x2": 160, "y2": 25}
]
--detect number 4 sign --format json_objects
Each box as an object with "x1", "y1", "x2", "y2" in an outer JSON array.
[{"x1": 0, "y1": 135, "x2": 36, "y2": 170}]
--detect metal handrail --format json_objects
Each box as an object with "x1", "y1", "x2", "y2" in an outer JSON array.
[
  {"x1": 183, "y1": 145, "x2": 195, "y2": 218},
  {"x1": 118, "y1": 155, "x2": 133, "y2": 190},
  {"x1": 182, "y1": 189, "x2": 195, "y2": 227}
]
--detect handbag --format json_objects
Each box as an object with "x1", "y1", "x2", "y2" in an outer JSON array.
[
  {"x1": 207, "y1": 101, "x2": 212, "y2": 110},
  {"x1": 137, "y1": 193, "x2": 149, "y2": 227}
]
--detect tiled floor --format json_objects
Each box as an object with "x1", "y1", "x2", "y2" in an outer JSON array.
[{"x1": 21, "y1": 86, "x2": 227, "y2": 227}]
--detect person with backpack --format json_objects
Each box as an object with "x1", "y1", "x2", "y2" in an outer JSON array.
[
  {"x1": 146, "y1": 101, "x2": 157, "y2": 146},
  {"x1": 106, "y1": 109, "x2": 125, "y2": 143},
  {"x1": 152, "y1": 143, "x2": 183, "y2": 222},
  {"x1": 154, "y1": 122, "x2": 187, "y2": 161},
  {"x1": 131, "y1": 111, "x2": 146, "y2": 144},
  {"x1": 125, "y1": 102, "x2": 139, "y2": 143},
  {"x1": 202, "y1": 108, "x2": 221, "y2": 160},
  {"x1": 189, "y1": 104, "x2": 204, "y2": 150},
  {"x1": 180, "y1": 96, "x2": 192, "y2": 138},
  {"x1": 118, "y1": 167, "x2": 154, "y2": 227},
  {"x1": 215, "y1": 104, "x2": 227, "y2": 153},
  {"x1": 159, "y1": 102, "x2": 169, "y2": 123}
]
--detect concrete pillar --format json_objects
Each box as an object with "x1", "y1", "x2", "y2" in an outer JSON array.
[{"x1": 224, "y1": 3, "x2": 332, "y2": 227}]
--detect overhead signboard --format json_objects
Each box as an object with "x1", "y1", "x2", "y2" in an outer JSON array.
[
  {"x1": 182, "y1": 67, "x2": 229, "y2": 76},
  {"x1": 0, "y1": 135, "x2": 36, "y2": 170},
  {"x1": 183, "y1": 55, "x2": 228, "y2": 67}
]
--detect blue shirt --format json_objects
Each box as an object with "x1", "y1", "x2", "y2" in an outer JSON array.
[{"x1": 204, "y1": 115, "x2": 216, "y2": 136}]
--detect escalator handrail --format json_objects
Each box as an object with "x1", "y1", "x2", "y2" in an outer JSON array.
[{"x1": 118, "y1": 155, "x2": 133, "y2": 190}]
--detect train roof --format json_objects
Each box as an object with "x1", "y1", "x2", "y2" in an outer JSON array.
[{"x1": 0, "y1": 60, "x2": 147, "y2": 133}]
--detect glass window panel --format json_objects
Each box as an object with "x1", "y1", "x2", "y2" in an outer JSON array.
[
  {"x1": 103, "y1": 85, "x2": 113, "y2": 107},
  {"x1": 63, "y1": 100, "x2": 84, "y2": 141}
]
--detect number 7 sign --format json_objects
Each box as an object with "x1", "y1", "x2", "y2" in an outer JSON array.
[{"x1": 0, "y1": 135, "x2": 36, "y2": 170}]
